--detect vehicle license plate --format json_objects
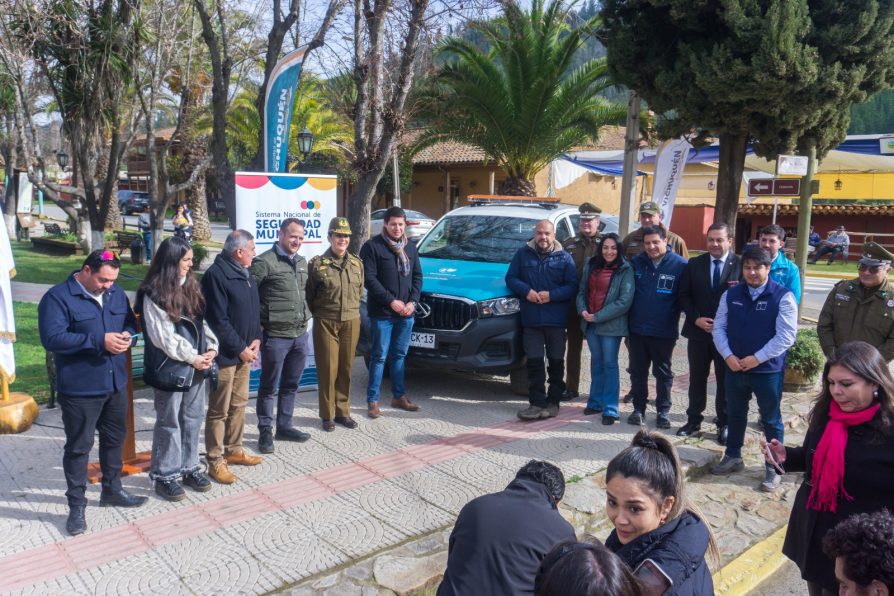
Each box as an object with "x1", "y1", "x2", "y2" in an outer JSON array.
[{"x1": 410, "y1": 332, "x2": 436, "y2": 349}]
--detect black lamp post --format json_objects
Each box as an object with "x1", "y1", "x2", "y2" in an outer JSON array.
[
  {"x1": 56, "y1": 150, "x2": 68, "y2": 170},
  {"x1": 297, "y1": 127, "x2": 315, "y2": 163}
]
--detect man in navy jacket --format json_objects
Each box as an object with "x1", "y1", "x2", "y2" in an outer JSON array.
[
  {"x1": 38, "y1": 250, "x2": 146, "y2": 536},
  {"x1": 627, "y1": 226, "x2": 687, "y2": 429},
  {"x1": 437, "y1": 461, "x2": 575, "y2": 596},
  {"x1": 201, "y1": 230, "x2": 263, "y2": 484},
  {"x1": 506, "y1": 220, "x2": 577, "y2": 420}
]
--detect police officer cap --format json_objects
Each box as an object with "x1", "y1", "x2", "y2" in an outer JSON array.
[
  {"x1": 639, "y1": 201, "x2": 661, "y2": 216},
  {"x1": 859, "y1": 241, "x2": 893, "y2": 266},
  {"x1": 578, "y1": 202, "x2": 602, "y2": 220},
  {"x1": 329, "y1": 216, "x2": 352, "y2": 235}
]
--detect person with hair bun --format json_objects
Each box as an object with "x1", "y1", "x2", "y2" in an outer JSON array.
[
  {"x1": 765, "y1": 341, "x2": 894, "y2": 595},
  {"x1": 604, "y1": 430, "x2": 717, "y2": 595},
  {"x1": 535, "y1": 540, "x2": 643, "y2": 596}
]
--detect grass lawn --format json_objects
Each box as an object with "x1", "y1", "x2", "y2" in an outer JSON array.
[
  {"x1": 804, "y1": 259, "x2": 860, "y2": 276},
  {"x1": 13, "y1": 301, "x2": 51, "y2": 404},
  {"x1": 12, "y1": 241, "x2": 150, "y2": 291}
]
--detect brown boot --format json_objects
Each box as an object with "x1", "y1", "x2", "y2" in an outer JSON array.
[
  {"x1": 225, "y1": 449, "x2": 263, "y2": 466},
  {"x1": 208, "y1": 459, "x2": 237, "y2": 484},
  {"x1": 367, "y1": 401, "x2": 382, "y2": 419},
  {"x1": 391, "y1": 395, "x2": 420, "y2": 412}
]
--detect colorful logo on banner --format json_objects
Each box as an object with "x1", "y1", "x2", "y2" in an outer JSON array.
[
  {"x1": 263, "y1": 46, "x2": 308, "y2": 173},
  {"x1": 234, "y1": 173, "x2": 338, "y2": 247}
]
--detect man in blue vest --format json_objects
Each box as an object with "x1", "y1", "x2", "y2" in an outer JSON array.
[
  {"x1": 710, "y1": 247, "x2": 797, "y2": 492},
  {"x1": 626, "y1": 225, "x2": 687, "y2": 429}
]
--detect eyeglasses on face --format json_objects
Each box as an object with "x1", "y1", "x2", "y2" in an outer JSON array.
[{"x1": 859, "y1": 264, "x2": 882, "y2": 273}]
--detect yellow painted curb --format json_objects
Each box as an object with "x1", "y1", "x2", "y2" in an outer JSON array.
[
  {"x1": 805, "y1": 271, "x2": 852, "y2": 280},
  {"x1": 712, "y1": 524, "x2": 788, "y2": 595}
]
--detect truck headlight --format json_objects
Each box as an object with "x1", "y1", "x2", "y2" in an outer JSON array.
[{"x1": 478, "y1": 297, "x2": 520, "y2": 317}]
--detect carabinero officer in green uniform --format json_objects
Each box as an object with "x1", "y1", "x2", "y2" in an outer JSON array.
[
  {"x1": 307, "y1": 217, "x2": 365, "y2": 432},
  {"x1": 563, "y1": 202, "x2": 602, "y2": 398},
  {"x1": 817, "y1": 241, "x2": 894, "y2": 362}
]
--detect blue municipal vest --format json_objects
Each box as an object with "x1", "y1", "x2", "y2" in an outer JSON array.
[{"x1": 725, "y1": 279, "x2": 788, "y2": 373}]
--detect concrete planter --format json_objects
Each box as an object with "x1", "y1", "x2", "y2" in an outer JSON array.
[{"x1": 31, "y1": 237, "x2": 85, "y2": 256}]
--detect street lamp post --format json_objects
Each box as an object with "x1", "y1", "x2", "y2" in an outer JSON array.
[
  {"x1": 297, "y1": 127, "x2": 315, "y2": 165},
  {"x1": 56, "y1": 150, "x2": 68, "y2": 171}
]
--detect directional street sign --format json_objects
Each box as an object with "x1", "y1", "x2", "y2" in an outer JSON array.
[
  {"x1": 748, "y1": 179, "x2": 774, "y2": 195},
  {"x1": 747, "y1": 178, "x2": 802, "y2": 197}
]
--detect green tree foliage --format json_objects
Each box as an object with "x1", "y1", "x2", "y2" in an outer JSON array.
[
  {"x1": 850, "y1": 89, "x2": 894, "y2": 133},
  {"x1": 599, "y1": 0, "x2": 894, "y2": 227},
  {"x1": 422, "y1": 0, "x2": 627, "y2": 196}
]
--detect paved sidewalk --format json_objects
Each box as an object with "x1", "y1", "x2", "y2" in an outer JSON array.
[{"x1": 0, "y1": 336, "x2": 813, "y2": 595}]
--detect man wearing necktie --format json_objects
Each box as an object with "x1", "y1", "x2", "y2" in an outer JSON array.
[{"x1": 677, "y1": 223, "x2": 741, "y2": 444}]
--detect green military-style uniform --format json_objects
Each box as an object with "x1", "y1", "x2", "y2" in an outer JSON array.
[
  {"x1": 622, "y1": 201, "x2": 689, "y2": 260},
  {"x1": 307, "y1": 217, "x2": 364, "y2": 426},
  {"x1": 817, "y1": 242, "x2": 894, "y2": 362},
  {"x1": 564, "y1": 202, "x2": 603, "y2": 396}
]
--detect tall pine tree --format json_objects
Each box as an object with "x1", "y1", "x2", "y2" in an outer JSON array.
[{"x1": 599, "y1": 0, "x2": 894, "y2": 227}]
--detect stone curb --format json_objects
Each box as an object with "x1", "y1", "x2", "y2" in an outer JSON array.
[
  {"x1": 713, "y1": 524, "x2": 789, "y2": 595},
  {"x1": 805, "y1": 270, "x2": 851, "y2": 280}
]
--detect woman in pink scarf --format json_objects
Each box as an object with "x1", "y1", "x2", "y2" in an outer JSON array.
[{"x1": 764, "y1": 341, "x2": 894, "y2": 596}]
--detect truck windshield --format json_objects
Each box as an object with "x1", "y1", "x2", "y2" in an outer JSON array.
[{"x1": 416, "y1": 215, "x2": 537, "y2": 263}]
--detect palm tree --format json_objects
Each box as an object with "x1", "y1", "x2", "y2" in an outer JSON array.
[{"x1": 422, "y1": 0, "x2": 628, "y2": 196}]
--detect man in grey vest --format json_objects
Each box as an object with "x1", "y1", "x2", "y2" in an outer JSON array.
[{"x1": 251, "y1": 218, "x2": 312, "y2": 453}]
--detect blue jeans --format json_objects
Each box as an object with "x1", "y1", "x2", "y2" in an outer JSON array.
[
  {"x1": 367, "y1": 315, "x2": 414, "y2": 403},
  {"x1": 142, "y1": 231, "x2": 153, "y2": 260},
  {"x1": 585, "y1": 329, "x2": 623, "y2": 417},
  {"x1": 257, "y1": 333, "x2": 309, "y2": 430},
  {"x1": 724, "y1": 370, "x2": 785, "y2": 459},
  {"x1": 150, "y1": 380, "x2": 208, "y2": 482}
]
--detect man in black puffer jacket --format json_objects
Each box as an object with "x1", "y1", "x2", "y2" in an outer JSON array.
[
  {"x1": 201, "y1": 230, "x2": 262, "y2": 484},
  {"x1": 437, "y1": 461, "x2": 575, "y2": 596}
]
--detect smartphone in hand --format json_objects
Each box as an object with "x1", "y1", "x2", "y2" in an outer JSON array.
[{"x1": 765, "y1": 443, "x2": 785, "y2": 474}]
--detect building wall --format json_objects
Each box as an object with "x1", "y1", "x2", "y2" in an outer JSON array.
[{"x1": 407, "y1": 166, "x2": 503, "y2": 218}]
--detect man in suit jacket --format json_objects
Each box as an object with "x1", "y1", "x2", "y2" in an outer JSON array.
[{"x1": 677, "y1": 222, "x2": 741, "y2": 444}]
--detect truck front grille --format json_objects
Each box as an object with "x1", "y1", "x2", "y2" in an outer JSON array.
[{"x1": 415, "y1": 294, "x2": 476, "y2": 331}]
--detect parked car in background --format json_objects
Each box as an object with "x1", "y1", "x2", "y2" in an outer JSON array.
[
  {"x1": 118, "y1": 190, "x2": 150, "y2": 214},
  {"x1": 369, "y1": 208, "x2": 435, "y2": 241}
]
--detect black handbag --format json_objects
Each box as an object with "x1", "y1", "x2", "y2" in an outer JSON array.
[{"x1": 143, "y1": 314, "x2": 208, "y2": 392}]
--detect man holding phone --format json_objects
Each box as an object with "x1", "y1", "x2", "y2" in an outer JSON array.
[{"x1": 39, "y1": 250, "x2": 148, "y2": 536}]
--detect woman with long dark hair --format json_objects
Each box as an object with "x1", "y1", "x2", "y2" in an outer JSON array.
[
  {"x1": 136, "y1": 236, "x2": 218, "y2": 501},
  {"x1": 576, "y1": 233, "x2": 634, "y2": 425},
  {"x1": 766, "y1": 341, "x2": 894, "y2": 595},
  {"x1": 535, "y1": 540, "x2": 643, "y2": 596},
  {"x1": 604, "y1": 430, "x2": 718, "y2": 595}
]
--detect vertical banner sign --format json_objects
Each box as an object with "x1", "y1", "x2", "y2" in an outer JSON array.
[
  {"x1": 263, "y1": 46, "x2": 308, "y2": 173},
  {"x1": 235, "y1": 172, "x2": 338, "y2": 392},
  {"x1": 0, "y1": 215, "x2": 15, "y2": 383},
  {"x1": 651, "y1": 137, "x2": 692, "y2": 228}
]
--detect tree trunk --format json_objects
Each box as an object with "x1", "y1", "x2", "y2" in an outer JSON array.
[
  {"x1": 714, "y1": 131, "x2": 748, "y2": 229},
  {"x1": 3, "y1": 128, "x2": 18, "y2": 238},
  {"x1": 347, "y1": 171, "x2": 383, "y2": 253},
  {"x1": 105, "y1": 188, "x2": 123, "y2": 230},
  {"x1": 499, "y1": 176, "x2": 537, "y2": 197},
  {"x1": 183, "y1": 134, "x2": 211, "y2": 241}
]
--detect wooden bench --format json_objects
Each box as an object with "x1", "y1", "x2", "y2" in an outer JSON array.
[
  {"x1": 109, "y1": 230, "x2": 144, "y2": 257},
  {"x1": 43, "y1": 222, "x2": 66, "y2": 236}
]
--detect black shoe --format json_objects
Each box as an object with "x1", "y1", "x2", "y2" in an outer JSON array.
[
  {"x1": 622, "y1": 392, "x2": 634, "y2": 404},
  {"x1": 334, "y1": 416, "x2": 358, "y2": 429},
  {"x1": 676, "y1": 422, "x2": 702, "y2": 437},
  {"x1": 66, "y1": 505, "x2": 86, "y2": 536},
  {"x1": 561, "y1": 390, "x2": 579, "y2": 401},
  {"x1": 627, "y1": 411, "x2": 644, "y2": 425},
  {"x1": 99, "y1": 488, "x2": 148, "y2": 508},
  {"x1": 182, "y1": 470, "x2": 212, "y2": 493},
  {"x1": 258, "y1": 426, "x2": 274, "y2": 454},
  {"x1": 656, "y1": 414, "x2": 671, "y2": 429},
  {"x1": 602, "y1": 416, "x2": 617, "y2": 426},
  {"x1": 155, "y1": 479, "x2": 186, "y2": 502},
  {"x1": 583, "y1": 407, "x2": 602, "y2": 416},
  {"x1": 276, "y1": 427, "x2": 311, "y2": 442},
  {"x1": 717, "y1": 425, "x2": 729, "y2": 446}
]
